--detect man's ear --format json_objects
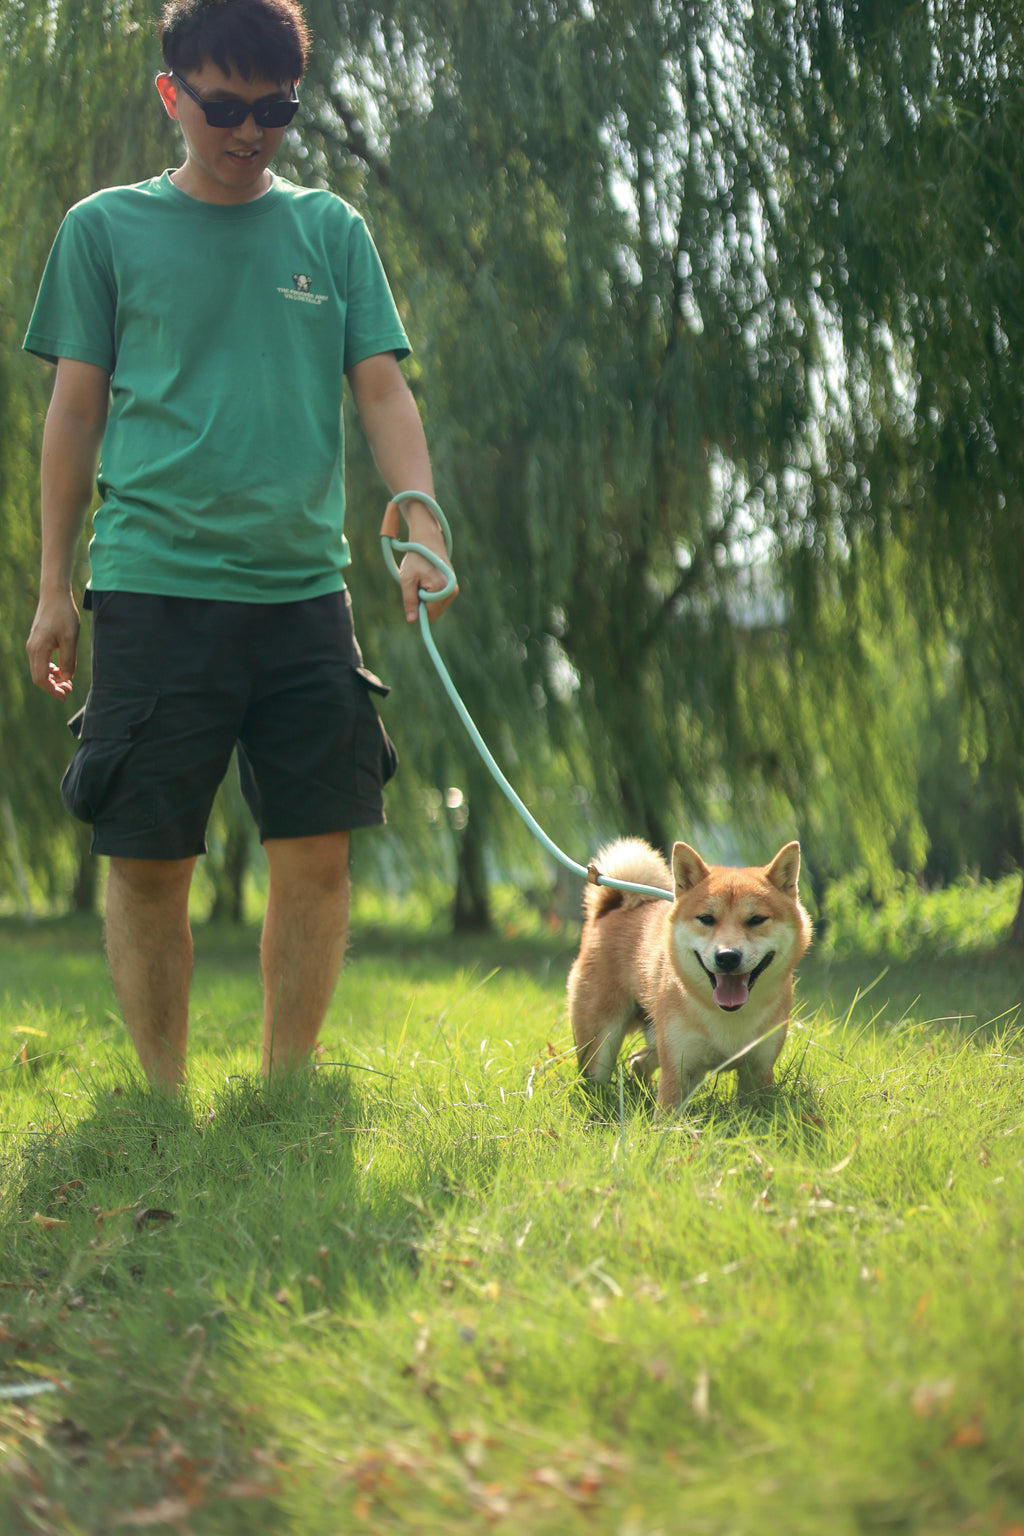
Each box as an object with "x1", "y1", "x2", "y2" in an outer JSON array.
[{"x1": 155, "y1": 73, "x2": 179, "y2": 120}]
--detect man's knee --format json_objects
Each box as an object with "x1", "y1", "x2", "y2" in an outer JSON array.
[
  {"x1": 107, "y1": 856, "x2": 197, "y2": 905},
  {"x1": 264, "y1": 832, "x2": 350, "y2": 895}
]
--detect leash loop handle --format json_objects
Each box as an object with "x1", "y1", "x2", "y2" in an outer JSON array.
[{"x1": 380, "y1": 491, "x2": 456, "y2": 603}]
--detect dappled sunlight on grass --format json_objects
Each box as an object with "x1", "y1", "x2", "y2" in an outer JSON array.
[{"x1": 1, "y1": 895, "x2": 1023, "y2": 1532}]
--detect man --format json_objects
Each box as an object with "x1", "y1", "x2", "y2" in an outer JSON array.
[{"x1": 23, "y1": 0, "x2": 455, "y2": 1090}]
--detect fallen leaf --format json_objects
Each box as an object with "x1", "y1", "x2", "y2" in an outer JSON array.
[
  {"x1": 947, "y1": 1420, "x2": 985, "y2": 1450},
  {"x1": 28, "y1": 1213, "x2": 67, "y2": 1230},
  {"x1": 828, "y1": 1143, "x2": 859, "y2": 1174},
  {"x1": 93, "y1": 1205, "x2": 135, "y2": 1229},
  {"x1": 45, "y1": 1417, "x2": 93, "y2": 1462},
  {"x1": 910, "y1": 1378, "x2": 955, "y2": 1418},
  {"x1": 110, "y1": 1495, "x2": 198, "y2": 1527},
  {"x1": 220, "y1": 1479, "x2": 273, "y2": 1499},
  {"x1": 132, "y1": 1208, "x2": 176, "y2": 1230},
  {"x1": 575, "y1": 1468, "x2": 603, "y2": 1497}
]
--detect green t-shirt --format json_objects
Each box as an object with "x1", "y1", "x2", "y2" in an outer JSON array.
[{"x1": 23, "y1": 172, "x2": 410, "y2": 602}]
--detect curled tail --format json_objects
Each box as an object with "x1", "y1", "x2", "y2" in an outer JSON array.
[{"x1": 583, "y1": 838, "x2": 672, "y2": 919}]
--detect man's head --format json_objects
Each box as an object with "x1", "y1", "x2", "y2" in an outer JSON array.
[
  {"x1": 156, "y1": 1, "x2": 310, "y2": 203},
  {"x1": 158, "y1": 0, "x2": 310, "y2": 83}
]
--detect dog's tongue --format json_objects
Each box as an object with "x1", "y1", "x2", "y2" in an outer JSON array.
[{"x1": 713, "y1": 972, "x2": 750, "y2": 1009}]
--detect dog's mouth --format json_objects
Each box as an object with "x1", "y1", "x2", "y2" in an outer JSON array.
[{"x1": 696, "y1": 951, "x2": 776, "y2": 1011}]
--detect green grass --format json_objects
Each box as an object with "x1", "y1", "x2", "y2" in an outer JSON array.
[{"x1": 1, "y1": 891, "x2": 1023, "y2": 1535}]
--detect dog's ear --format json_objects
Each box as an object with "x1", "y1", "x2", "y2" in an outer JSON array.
[
  {"x1": 765, "y1": 841, "x2": 801, "y2": 895},
  {"x1": 671, "y1": 842, "x2": 711, "y2": 891}
]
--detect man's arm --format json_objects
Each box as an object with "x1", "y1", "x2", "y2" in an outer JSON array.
[
  {"x1": 347, "y1": 351, "x2": 458, "y2": 623},
  {"x1": 25, "y1": 357, "x2": 110, "y2": 697}
]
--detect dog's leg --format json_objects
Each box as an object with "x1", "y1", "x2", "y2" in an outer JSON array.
[
  {"x1": 627, "y1": 1021, "x2": 659, "y2": 1084},
  {"x1": 735, "y1": 1060, "x2": 774, "y2": 1096},
  {"x1": 656, "y1": 1062, "x2": 705, "y2": 1114},
  {"x1": 568, "y1": 959, "x2": 638, "y2": 1083},
  {"x1": 654, "y1": 1016, "x2": 707, "y2": 1115},
  {"x1": 575, "y1": 1010, "x2": 633, "y2": 1083},
  {"x1": 735, "y1": 1025, "x2": 788, "y2": 1097}
]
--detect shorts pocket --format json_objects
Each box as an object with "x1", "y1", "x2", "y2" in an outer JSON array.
[
  {"x1": 353, "y1": 664, "x2": 390, "y2": 698},
  {"x1": 61, "y1": 686, "x2": 159, "y2": 824},
  {"x1": 352, "y1": 667, "x2": 398, "y2": 800}
]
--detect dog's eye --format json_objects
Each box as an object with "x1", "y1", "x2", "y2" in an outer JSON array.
[
  {"x1": 696, "y1": 913, "x2": 716, "y2": 926},
  {"x1": 747, "y1": 914, "x2": 769, "y2": 928}
]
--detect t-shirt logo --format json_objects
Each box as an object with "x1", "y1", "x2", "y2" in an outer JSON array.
[{"x1": 277, "y1": 271, "x2": 328, "y2": 306}]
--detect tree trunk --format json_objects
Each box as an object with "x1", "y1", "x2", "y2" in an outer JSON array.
[
  {"x1": 1010, "y1": 872, "x2": 1024, "y2": 949},
  {"x1": 452, "y1": 813, "x2": 491, "y2": 933},
  {"x1": 209, "y1": 822, "x2": 249, "y2": 924},
  {"x1": 72, "y1": 830, "x2": 98, "y2": 914},
  {"x1": 616, "y1": 770, "x2": 670, "y2": 858},
  {"x1": 1, "y1": 795, "x2": 34, "y2": 919}
]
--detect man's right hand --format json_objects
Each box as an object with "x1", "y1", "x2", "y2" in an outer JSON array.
[
  {"x1": 26, "y1": 589, "x2": 80, "y2": 698},
  {"x1": 27, "y1": 356, "x2": 109, "y2": 701}
]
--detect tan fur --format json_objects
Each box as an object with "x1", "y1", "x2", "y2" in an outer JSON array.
[{"x1": 568, "y1": 838, "x2": 812, "y2": 1113}]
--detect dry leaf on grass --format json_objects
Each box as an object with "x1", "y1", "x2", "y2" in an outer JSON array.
[
  {"x1": 110, "y1": 1495, "x2": 196, "y2": 1527},
  {"x1": 132, "y1": 1208, "x2": 176, "y2": 1230}
]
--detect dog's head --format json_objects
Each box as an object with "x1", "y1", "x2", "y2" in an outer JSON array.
[{"x1": 668, "y1": 842, "x2": 811, "y2": 1011}]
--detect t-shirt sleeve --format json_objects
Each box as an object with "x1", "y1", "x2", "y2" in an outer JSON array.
[
  {"x1": 342, "y1": 215, "x2": 411, "y2": 372},
  {"x1": 23, "y1": 206, "x2": 116, "y2": 371}
]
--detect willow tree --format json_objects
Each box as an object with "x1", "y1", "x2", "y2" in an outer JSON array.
[
  {"x1": 747, "y1": 0, "x2": 1024, "y2": 938},
  {"x1": 5, "y1": 0, "x2": 1020, "y2": 939},
  {"x1": 0, "y1": 0, "x2": 176, "y2": 906},
  {"x1": 0, "y1": 0, "x2": 271, "y2": 920},
  {"x1": 291, "y1": 0, "x2": 940, "y2": 925}
]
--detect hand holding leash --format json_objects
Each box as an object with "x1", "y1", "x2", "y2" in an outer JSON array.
[{"x1": 380, "y1": 491, "x2": 458, "y2": 622}]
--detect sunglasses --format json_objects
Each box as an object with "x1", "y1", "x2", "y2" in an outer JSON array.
[{"x1": 171, "y1": 72, "x2": 299, "y2": 129}]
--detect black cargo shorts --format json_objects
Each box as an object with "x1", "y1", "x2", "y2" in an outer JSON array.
[{"x1": 61, "y1": 589, "x2": 398, "y2": 859}]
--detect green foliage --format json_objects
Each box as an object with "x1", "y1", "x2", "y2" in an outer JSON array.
[
  {"x1": 1, "y1": 0, "x2": 1021, "y2": 933},
  {"x1": 0, "y1": 908, "x2": 1022, "y2": 1531},
  {"x1": 0, "y1": 1, "x2": 176, "y2": 901},
  {"x1": 749, "y1": 0, "x2": 1024, "y2": 843},
  {"x1": 295, "y1": 0, "x2": 1024, "y2": 910},
  {"x1": 821, "y1": 870, "x2": 1022, "y2": 962}
]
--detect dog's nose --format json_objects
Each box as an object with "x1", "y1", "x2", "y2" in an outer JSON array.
[{"x1": 715, "y1": 948, "x2": 743, "y2": 973}]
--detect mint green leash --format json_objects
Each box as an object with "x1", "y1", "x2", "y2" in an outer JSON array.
[{"x1": 380, "y1": 491, "x2": 673, "y2": 905}]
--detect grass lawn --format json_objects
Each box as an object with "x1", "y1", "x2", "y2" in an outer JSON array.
[{"x1": 1, "y1": 886, "x2": 1023, "y2": 1535}]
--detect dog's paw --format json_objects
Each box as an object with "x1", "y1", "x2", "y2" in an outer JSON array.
[{"x1": 627, "y1": 1044, "x2": 659, "y2": 1083}]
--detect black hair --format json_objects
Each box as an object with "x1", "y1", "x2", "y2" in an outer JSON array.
[{"x1": 158, "y1": 0, "x2": 310, "y2": 82}]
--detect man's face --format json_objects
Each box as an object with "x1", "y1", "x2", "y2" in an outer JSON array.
[{"x1": 156, "y1": 63, "x2": 294, "y2": 204}]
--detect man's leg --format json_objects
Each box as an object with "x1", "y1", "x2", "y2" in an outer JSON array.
[
  {"x1": 260, "y1": 831, "x2": 351, "y2": 1075},
  {"x1": 104, "y1": 856, "x2": 196, "y2": 1091}
]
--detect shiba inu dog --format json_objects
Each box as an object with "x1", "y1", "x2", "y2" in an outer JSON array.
[{"x1": 568, "y1": 839, "x2": 812, "y2": 1112}]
